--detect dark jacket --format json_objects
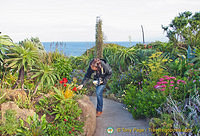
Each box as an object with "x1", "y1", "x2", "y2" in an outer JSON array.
[{"x1": 81, "y1": 59, "x2": 112, "y2": 86}]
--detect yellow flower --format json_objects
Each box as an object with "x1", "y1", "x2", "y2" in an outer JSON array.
[
  {"x1": 162, "y1": 59, "x2": 168, "y2": 62},
  {"x1": 157, "y1": 52, "x2": 162, "y2": 55},
  {"x1": 149, "y1": 54, "x2": 156, "y2": 58},
  {"x1": 62, "y1": 87, "x2": 74, "y2": 99}
]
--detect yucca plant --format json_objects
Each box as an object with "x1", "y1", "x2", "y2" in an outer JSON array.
[
  {"x1": 0, "y1": 34, "x2": 14, "y2": 83},
  {"x1": 115, "y1": 47, "x2": 136, "y2": 72},
  {"x1": 31, "y1": 63, "x2": 59, "y2": 95},
  {"x1": 4, "y1": 40, "x2": 39, "y2": 90}
]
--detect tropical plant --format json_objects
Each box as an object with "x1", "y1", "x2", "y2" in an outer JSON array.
[
  {"x1": 31, "y1": 63, "x2": 58, "y2": 95},
  {"x1": 115, "y1": 47, "x2": 136, "y2": 72},
  {"x1": 4, "y1": 40, "x2": 39, "y2": 90},
  {"x1": 0, "y1": 34, "x2": 14, "y2": 83}
]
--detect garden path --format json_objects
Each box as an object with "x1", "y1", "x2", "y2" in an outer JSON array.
[{"x1": 90, "y1": 96, "x2": 151, "y2": 136}]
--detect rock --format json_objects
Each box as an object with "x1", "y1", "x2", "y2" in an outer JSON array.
[
  {"x1": 4, "y1": 89, "x2": 27, "y2": 101},
  {"x1": 77, "y1": 95, "x2": 96, "y2": 136},
  {"x1": 1, "y1": 101, "x2": 35, "y2": 122}
]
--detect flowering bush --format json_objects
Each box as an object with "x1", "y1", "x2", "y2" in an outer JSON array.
[
  {"x1": 147, "y1": 52, "x2": 171, "y2": 81},
  {"x1": 54, "y1": 77, "x2": 86, "y2": 100},
  {"x1": 154, "y1": 75, "x2": 187, "y2": 102},
  {"x1": 123, "y1": 81, "x2": 166, "y2": 119},
  {"x1": 33, "y1": 77, "x2": 84, "y2": 135}
]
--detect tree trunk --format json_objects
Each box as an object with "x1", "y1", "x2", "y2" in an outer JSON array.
[
  {"x1": 20, "y1": 66, "x2": 24, "y2": 90},
  {"x1": 33, "y1": 80, "x2": 41, "y2": 95},
  {"x1": 12, "y1": 67, "x2": 23, "y2": 89}
]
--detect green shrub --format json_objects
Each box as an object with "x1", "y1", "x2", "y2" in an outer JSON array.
[
  {"x1": 35, "y1": 92, "x2": 84, "y2": 135},
  {"x1": 0, "y1": 110, "x2": 19, "y2": 135},
  {"x1": 123, "y1": 81, "x2": 166, "y2": 119},
  {"x1": 149, "y1": 114, "x2": 174, "y2": 135},
  {"x1": 17, "y1": 114, "x2": 48, "y2": 136},
  {"x1": 52, "y1": 57, "x2": 73, "y2": 80}
]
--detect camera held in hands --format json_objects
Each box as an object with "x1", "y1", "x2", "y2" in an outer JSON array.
[{"x1": 93, "y1": 78, "x2": 103, "y2": 86}]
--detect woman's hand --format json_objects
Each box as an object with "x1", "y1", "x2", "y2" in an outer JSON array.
[{"x1": 77, "y1": 85, "x2": 83, "y2": 90}]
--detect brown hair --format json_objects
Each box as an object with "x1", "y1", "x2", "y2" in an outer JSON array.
[{"x1": 90, "y1": 58, "x2": 102, "y2": 70}]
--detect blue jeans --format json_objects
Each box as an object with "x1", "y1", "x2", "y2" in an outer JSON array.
[{"x1": 96, "y1": 84, "x2": 106, "y2": 112}]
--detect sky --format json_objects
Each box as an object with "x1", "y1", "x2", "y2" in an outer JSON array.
[{"x1": 0, "y1": 0, "x2": 199, "y2": 42}]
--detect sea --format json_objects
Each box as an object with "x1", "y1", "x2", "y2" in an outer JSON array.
[{"x1": 42, "y1": 41, "x2": 141, "y2": 56}]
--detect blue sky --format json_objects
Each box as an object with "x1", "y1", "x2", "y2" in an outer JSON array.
[{"x1": 0, "y1": 0, "x2": 199, "y2": 42}]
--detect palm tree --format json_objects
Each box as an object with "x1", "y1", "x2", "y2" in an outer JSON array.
[
  {"x1": 4, "y1": 40, "x2": 39, "y2": 90},
  {"x1": 0, "y1": 34, "x2": 14, "y2": 85},
  {"x1": 31, "y1": 63, "x2": 59, "y2": 95},
  {"x1": 0, "y1": 34, "x2": 13, "y2": 64}
]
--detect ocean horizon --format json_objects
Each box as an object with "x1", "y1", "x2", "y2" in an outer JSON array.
[{"x1": 42, "y1": 41, "x2": 144, "y2": 56}]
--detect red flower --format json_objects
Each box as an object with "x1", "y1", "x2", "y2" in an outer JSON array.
[
  {"x1": 64, "y1": 84, "x2": 67, "y2": 87},
  {"x1": 72, "y1": 127, "x2": 75, "y2": 131},
  {"x1": 72, "y1": 87, "x2": 77, "y2": 92},
  {"x1": 62, "y1": 78, "x2": 68, "y2": 83},
  {"x1": 54, "y1": 84, "x2": 56, "y2": 87},
  {"x1": 69, "y1": 131, "x2": 72, "y2": 134},
  {"x1": 64, "y1": 119, "x2": 67, "y2": 122},
  {"x1": 59, "y1": 81, "x2": 64, "y2": 84}
]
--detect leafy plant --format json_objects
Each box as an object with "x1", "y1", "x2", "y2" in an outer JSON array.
[
  {"x1": 17, "y1": 114, "x2": 48, "y2": 136},
  {"x1": 0, "y1": 110, "x2": 19, "y2": 135},
  {"x1": 14, "y1": 92, "x2": 34, "y2": 109},
  {"x1": 147, "y1": 52, "x2": 171, "y2": 81},
  {"x1": 123, "y1": 81, "x2": 166, "y2": 119},
  {"x1": 4, "y1": 40, "x2": 39, "y2": 90},
  {"x1": 52, "y1": 57, "x2": 72, "y2": 80},
  {"x1": 31, "y1": 63, "x2": 58, "y2": 95},
  {"x1": 149, "y1": 114, "x2": 174, "y2": 136}
]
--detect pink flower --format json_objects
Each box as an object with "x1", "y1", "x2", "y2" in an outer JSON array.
[
  {"x1": 163, "y1": 75, "x2": 169, "y2": 78},
  {"x1": 175, "y1": 87, "x2": 179, "y2": 90},
  {"x1": 157, "y1": 82, "x2": 162, "y2": 85},
  {"x1": 170, "y1": 77, "x2": 176, "y2": 80},
  {"x1": 160, "y1": 89, "x2": 165, "y2": 91},
  {"x1": 159, "y1": 78, "x2": 165, "y2": 81},
  {"x1": 161, "y1": 81, "x2": 168, "y2": 84},
  {"x1": 154, "y1": 85, "x2": 160, "y2": 89},
  {"x1": 169, "y1": 84, "x2": 174, "y2": 86},
  {"x1": 161, "y1": 85, "x2": 166, "y2": 88},
  {"x1": 170, "y1": 81, "x2": 174, "y2": 84},
  {"x1": 165, "y1": 77, "x2": 171, "y2": 80}
]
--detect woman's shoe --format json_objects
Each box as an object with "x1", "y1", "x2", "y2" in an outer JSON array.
[{"x1": 96, "y1": 111, "x2": 103, "y2": 117}]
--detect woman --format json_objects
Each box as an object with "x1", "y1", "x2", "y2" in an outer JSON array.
[{"x1": 77, "y1": 58, "x2": 112, "y2": 117}]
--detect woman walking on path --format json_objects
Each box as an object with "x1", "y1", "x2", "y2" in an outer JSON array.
[{"x1": 77, "y1": 58, "x2": 112, "y2": 117}]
